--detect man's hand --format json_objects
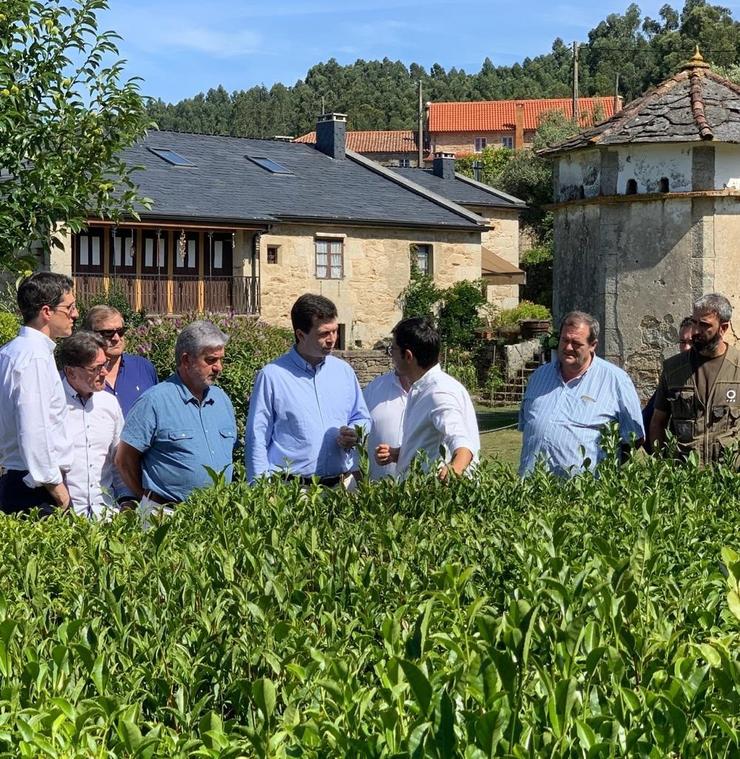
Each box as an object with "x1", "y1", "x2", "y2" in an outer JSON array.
[
  {"x1": 438, "y1": 447, "x2": 474, "y2": 481},
  {"x1": 375, "y1": 444, "x2": 400, "y2": 466},
  {"x1": 337, "y1": 425, "x2": 359, "y2": 449},
  {"x1": 45, "y1": 481, "x2": 71, "y2": 511}
]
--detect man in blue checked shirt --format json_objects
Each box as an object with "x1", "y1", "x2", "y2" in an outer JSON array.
[
  {"x1": 519, "y1": 311, "x2": 644, "y2": 477},
  {"x1": 245, "y1": 294, "x2": 371, "y2": 486}
]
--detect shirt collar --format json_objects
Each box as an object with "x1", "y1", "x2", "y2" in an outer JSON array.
[
  {"x1": 288, "y1": 345, "x2": 326, "y2": 374},
  {"x1": 558, "y1": 355, "x2": 597, "y2": 386},
  {"x1": 19, "y1": 325, "x2": 56, "y2": 353},
  {"x1": 410, "y1": 363, "x2": 442, "y2": 394},
  {"x1": 62, "y1": 375, "x2": 92, "y2": 406},
  {"x1": 171, "y1": 372, "x2": 215, "y2": 405}
]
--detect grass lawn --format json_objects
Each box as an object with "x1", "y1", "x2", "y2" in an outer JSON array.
[{"x1": 476, "y1": 404, "x2": 522, "y2": 468}]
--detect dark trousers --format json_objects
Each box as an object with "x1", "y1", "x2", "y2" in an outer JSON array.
[{"x1": 0, "y1": 470, "x2": 56, "y2": 517}]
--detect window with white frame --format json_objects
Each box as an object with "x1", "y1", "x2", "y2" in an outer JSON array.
[
  {"x1": 411, "y1": 243, "x2": 432, "y2": 276},
  {"x1": 397, "y1": 158, "x2": 411, "y2": 167},
  {"x1": 501, "y1": 136, "x2": 514, "y2": 148},
  {"x1": 474, "y1": 137, "x2": 487, "y2": 152},
  {"x1": 315, "y1": 238, "x2": 343, "y2": 279}
]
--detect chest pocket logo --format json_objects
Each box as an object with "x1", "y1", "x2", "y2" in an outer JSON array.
[{"x1": 727, "y1": 388, "x2": 737, "y2": 403}]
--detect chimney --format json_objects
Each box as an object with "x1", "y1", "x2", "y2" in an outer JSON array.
[
  {"x1": 514, "y1": 103, "x2": 524, "y2": 150},
  {"x1": 315, "y1": 112, "x2": 347, "y2": 159},
  {"x1": 432, "y1": 151, "x2": 455, "y2": 180}
]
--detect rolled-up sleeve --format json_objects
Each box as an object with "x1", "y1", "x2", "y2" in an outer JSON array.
[
  {"x1": 617, "y1": 375, "x2": 645, "y2": 441},
  {"x1": 430, "y1": 390, "x2": 478, "y2": 456},
  {"x1": 121, "y1": 395, "x2": 157, "y2": 453}
]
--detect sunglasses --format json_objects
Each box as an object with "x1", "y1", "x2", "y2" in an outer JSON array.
[{"x1": 96, "y1": 327, "x2": 128, "y2": 340}]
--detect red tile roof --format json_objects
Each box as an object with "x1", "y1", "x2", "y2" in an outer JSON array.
[
  {"x1": 295, "y1": 129, "x2": 418, "y2": 153},
  {"x1": 427, "y1": 97, "x2": 620, "y2": 132}
]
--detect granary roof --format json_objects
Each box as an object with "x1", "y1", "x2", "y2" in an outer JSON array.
[
  {"x1": 539, "y1": 50, "x2": 740, "y2": 156},
  {"x1": 427, "y1": 97, "x2": 619, "y2": 133}
]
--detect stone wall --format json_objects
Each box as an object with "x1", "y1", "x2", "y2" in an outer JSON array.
[
  {"x1": 430, "y1": 131, "x2": 535, "y2": 155},
  {"x1": 335, "y1": 349, "x2": 392, "y2": 387},
  {"x1": 259, "y1": 222, "x2": 481, "y2": 347}
]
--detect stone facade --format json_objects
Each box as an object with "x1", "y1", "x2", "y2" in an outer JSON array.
[
  {"x1": 430, "y1": 131, "x2": 535, "y2": 156},
  {"x1": 259, "y1": 223, "x2": 481, "y2": 347},
  {"x1": 467, "y1": 205, "x2": 521, "y2": 310}
]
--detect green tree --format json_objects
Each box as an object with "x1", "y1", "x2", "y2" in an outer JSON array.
[
  {"x1": 0, "y1": 0, "x2": 151, "y2": 275},
  {"x1": 438, "y1": 279, "x2": 486, "y2": 351}
]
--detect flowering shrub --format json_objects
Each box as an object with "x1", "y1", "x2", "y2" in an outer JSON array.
[{"x1": 126, "y1": 313, "x2": 292, "y2": 426}]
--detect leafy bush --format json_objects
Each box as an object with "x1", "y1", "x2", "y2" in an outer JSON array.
[
  {"x1": 494, "y1": 299, "x2": 552, "y2": 327},
  {"x1": 438, "y1": 279, "x2": 486, "y2": 352},
  {"x1": 0, "y1": 310, "x2": 20, "y2": 347},
  {"x1": 0, "y1": 448, "x2": 738, "y2": 755},
  {"x1": 398, "y1": 267, "x2": 441, "y2": 321},
  {"x1": 125, "y1": 313, "x2": 292, "y2": 429}
]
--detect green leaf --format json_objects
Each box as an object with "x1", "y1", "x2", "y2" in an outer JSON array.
[
  {"x1": 547, "y1": 677, "x2": 577, "y2": 739},
  {"x1": 399, "y1": 659, "x2": 433, "y2": 715},
  {"x1": 252, "y1": 677, "x2": 276, "y2": 720}
]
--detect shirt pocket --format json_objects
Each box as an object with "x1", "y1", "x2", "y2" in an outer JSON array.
[
  {"x1": 155, "y1": 429, "x2": 195, "y2": 452},
  {"x1": 218, "y1": 427, "x2": 236, "y2": 454}
]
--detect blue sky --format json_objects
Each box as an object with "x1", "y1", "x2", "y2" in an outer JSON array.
[{"x1": 98, "y1": 0, "x2": 722, "y2": 103}]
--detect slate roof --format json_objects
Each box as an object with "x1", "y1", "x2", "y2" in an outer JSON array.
[
  {"x1": 390, "y1": 167, "x2": 526, "y2": 209},
  {"x1": 295, "y1": 129, "x2": 419, "y2": 153},
  {"x1": 117, "y1": 131, "x2": 483, "y2": 230},
  {"x1": 427, "y1": 97, "x2": 619, "y2": 133},
  {"x1": 539, "y1": 52, "x2": 740, "y2": 156}
]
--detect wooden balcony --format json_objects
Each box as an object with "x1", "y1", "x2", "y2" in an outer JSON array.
[{"x1": 73, "y1": 274, "x2": 260, "y2": 315}]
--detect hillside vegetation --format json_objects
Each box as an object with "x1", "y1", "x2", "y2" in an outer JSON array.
[{"x1": 148, "y1": 1, "x2": 740, "y2": 137}]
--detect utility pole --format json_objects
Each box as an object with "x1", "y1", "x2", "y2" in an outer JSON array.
[
  {"x1": 572, "y1": 41, "x2": 579, "y2": 126},
  {"x1": 418, "y1": 80, "x2": 424, "y2": 167}
]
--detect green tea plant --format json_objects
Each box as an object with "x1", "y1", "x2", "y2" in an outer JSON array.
[{"x1": 0, "y1": 447, "x2": 738, "y2": 756}]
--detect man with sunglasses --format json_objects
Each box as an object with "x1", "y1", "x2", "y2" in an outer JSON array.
[
  {"x1": 0, "y1": 273, "x2": 78, "y2": 515},
  {"x1": 83, "y1": 305, "x2": 157, "y2": 416},
  {"x1": 59, "y1": 331, "x2": 126, "y2": 518}
]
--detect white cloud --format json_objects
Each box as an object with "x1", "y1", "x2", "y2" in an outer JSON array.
[{"x1": 159, "y1": 26, "x2": 261, "y2": 57}]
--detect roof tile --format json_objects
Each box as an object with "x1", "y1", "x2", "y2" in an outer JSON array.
[
  {"x1": 295, "y1": 130, "x2": 418, "y2": 153},
  {"x1": 427, "y1": 97, "x2": 618, "y2": 132}
]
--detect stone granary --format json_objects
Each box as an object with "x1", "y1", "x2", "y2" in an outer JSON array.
[{"x1": 539, "y1": 50, "x2": 740, "y2": 398}]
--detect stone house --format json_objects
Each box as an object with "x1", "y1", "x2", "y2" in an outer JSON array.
[
  {"x1": 427, "y1": 97, "x2": 620, "y2": 155},
  {"x1": 54, "y1": 114, "x2": 524, "y2": 347},
  {"x1": 294, "y1": 129, "x2": 421, "y2": 167},
  {"x1": 391, "y1": 154, "x2": 526, "y2": 310},
  {"x1": 539, "y1": 51, "x2": 740, "y2": 398}
]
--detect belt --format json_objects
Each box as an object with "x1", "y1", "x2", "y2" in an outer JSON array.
[
  {"x1": 144, "y1": 489, "x2": 176, "y2": 506},
  {"x1": 284, "y1": 471, "x2": 360, "y2": 487}
]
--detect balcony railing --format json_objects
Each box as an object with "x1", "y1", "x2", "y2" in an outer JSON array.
[{"x1": 73, "y1": 274, "x2": 260, "y2": 315}]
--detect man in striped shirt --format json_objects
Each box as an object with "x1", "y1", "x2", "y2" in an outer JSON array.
[{"x1": 519, "y1": 311, "x2": 644, "y2": 477}]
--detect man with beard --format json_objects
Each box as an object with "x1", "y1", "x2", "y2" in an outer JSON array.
[
  {"x1": 649, "y1": 293, "x2": 740, "y2": 467},
  {"x1": 519, "y1": 311, "x2": 644, "y2": 476}
]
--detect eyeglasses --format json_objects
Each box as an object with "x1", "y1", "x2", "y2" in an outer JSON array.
[
  {"x1": 96, "y1": 327, "x2": 128, "y2": 340},
  {"x1": 678, "y1": 340, "x2": 693, "y2": 346},
  {"x1": 53, "y1": 302, "x2": 77, "y2": 315},
  {"x1": 78, "y1": 362, "x2": 108, "y2": 375}
]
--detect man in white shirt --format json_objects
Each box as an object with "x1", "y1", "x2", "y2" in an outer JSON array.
[
  {"x1": 375, "y1": 317, "x2": 480, "y2": 478},
  {"x1": 0, "y1": 273, "x2": 78, "y2": 515},
  {"x1": 59, "y1": 331, "x2": 126, "y2": 518},
  {"x1": 363, "y1": 370, "x2": 411, "y2": 479}
]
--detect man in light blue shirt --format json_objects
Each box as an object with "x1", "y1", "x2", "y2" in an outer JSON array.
[
  {"x1": 245, "y1": 294, "x2": 370, "y2": 484},
  {"x1": 519, "y1": 311, "x2": 644, "y2": 477},
  {"x1": 116, "y1": 321, "x2": 237, "y2": 505}
]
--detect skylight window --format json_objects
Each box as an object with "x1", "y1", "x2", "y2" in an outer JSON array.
[
  {"x1": 247, "y1": 156, "x2": 292, "y2": 174},
  {"x1": 148, "y1": 147, "x2": 195, "y2": 166}
]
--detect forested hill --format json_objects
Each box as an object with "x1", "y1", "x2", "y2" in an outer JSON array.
[{"x1": 147, "y1": 0, "x2": 740, "y2": 138}]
